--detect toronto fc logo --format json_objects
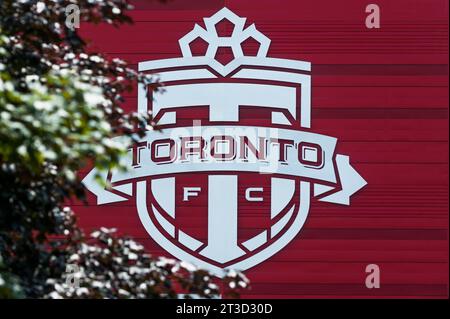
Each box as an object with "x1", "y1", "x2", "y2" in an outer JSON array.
[{"x1": 83, "y1": 8, "x2": 367, "y2": 276}]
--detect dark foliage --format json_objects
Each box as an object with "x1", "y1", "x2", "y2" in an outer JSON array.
[{"x1": 0, "y1": 0, "x2": 248, "y2": 298}]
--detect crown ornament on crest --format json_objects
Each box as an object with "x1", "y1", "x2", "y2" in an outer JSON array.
[
  {"x1": 179, "y1": 7, "x2": 271, "y2": 62},
  {"x1": 138, "y1": 7, "x2": 311, "y2": 77}
]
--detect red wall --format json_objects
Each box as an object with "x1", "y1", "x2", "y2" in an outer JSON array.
[{"x1": 75, "y1": 0, "x2": 449, "y2": 298}]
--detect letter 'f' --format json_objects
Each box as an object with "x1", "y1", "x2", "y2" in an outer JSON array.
[{"x1": 183, "y1": 187, "x2": 201, "y2": 201}]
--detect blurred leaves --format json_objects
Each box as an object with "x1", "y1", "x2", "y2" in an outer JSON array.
[
  {"x1": 45, "y1": 227, "x2": 249, "y2": 299},
  {"x1": 0, "y1": 256, "x2": 24, "y2": 298},
  {"x1": 0, "y1": 0, "x2": 248, "y2": 298}
]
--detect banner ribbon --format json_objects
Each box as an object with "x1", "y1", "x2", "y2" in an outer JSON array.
[{"x1": 83, "y1": 126, "x2": 367, "y2": 206}]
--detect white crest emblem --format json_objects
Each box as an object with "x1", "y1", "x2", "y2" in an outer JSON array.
[{"x1": 83, "y1": 8, "x2": 367, "y2": 276}]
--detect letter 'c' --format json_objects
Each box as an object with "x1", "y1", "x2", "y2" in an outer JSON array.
[{"x1": 245, "y1": 187, "x2": 264, "y2": 202}]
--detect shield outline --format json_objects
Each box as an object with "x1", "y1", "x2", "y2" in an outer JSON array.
[{"x1": 136, "y1": 57, "x2": 313, "y2": 276}]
